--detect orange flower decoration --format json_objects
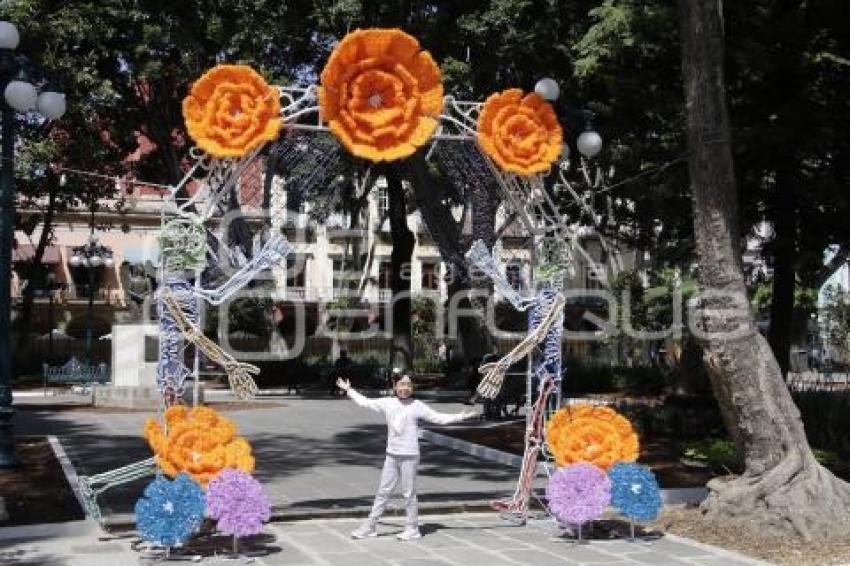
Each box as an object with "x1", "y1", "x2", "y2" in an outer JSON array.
[
  {"x1": 477, "y1": 88, "x2": 563, "y2": 176},
  {"x1": 318, "y1": 28, "x2": 443, "y2": 162},
  {"x1": 183, "y1": 64, "x2": 282, "y2": 158},
  {"x1": 545, "y1": 403, "x2": 639, "y2": 470},
  {"x1": 143, "y1": 405, "x2": 255, "y2": 487}
]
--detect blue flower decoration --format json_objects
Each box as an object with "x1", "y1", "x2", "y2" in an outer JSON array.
[
  {"x1": 608, "y1": 462, "x2": 662, "y2": 522},
  {"x1": 135, "y1": 473, "x2": 206, "y2": 546}
]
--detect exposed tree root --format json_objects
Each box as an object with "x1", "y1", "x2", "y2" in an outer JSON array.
[{"x1": 702, "y1": 458, "x2": 850, "y2": 540}]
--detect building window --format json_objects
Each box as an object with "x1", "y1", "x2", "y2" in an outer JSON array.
[
  {"x1": 585, "y1": 265, "x2": 604, "y2": 290},
  {"x1": 333, "y1": 258, "x2": 360, "y2": 289},
  {"x1": 377, "y1": 186, "x2": 389, "y2": 217},
  {"x1": 378, "y1": 261, "x2": 393, "y2": 290},
  {"x1": 506, "y1": 262, "x2": 523, "y2": 290},
  {"x1": 421, "y1": 261, "x2": 439, "y2": 290},
  {"x1": 286, "y1": 256, "x2": 306, "y2": 288}
]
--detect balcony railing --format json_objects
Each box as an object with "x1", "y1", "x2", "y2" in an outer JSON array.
[
  {"x1": 283, "y1": 287, "x2": 316, "y2": 301},
  {"x1": 12, "y1": 285, "x2": 122, "y2": 304}
]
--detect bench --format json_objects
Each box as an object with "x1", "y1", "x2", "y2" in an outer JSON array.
[{"x1": 43, "y1": 358, "x2": 110, "y2": 395}]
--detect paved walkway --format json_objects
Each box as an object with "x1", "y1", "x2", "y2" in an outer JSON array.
[
  {"x1": 0, "y1": 513, "x2": 767, "y2": 565},
  {"x1": 5, "y1": 393, "x2": 769, "y2": 564},
  {"x1": 13, "y1": 393, "x2": 518, "y2": 519}
]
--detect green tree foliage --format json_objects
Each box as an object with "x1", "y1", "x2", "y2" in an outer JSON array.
[
  {"x1": 570, "y1": 0, "x2": 848, "y2": 373},
  {"x1": 820, "y1": 286, "x2": 850, "y2": 367},
  {"x1": 5, "y1": 0, "x2": 847, "y2": 374}
]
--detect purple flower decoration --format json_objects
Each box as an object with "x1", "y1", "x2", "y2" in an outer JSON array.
[
  {"x1": 546, "y1": 463, "x2": 611, "y2": 525},
  {"x1": 206, "y1": 469, "x2": 271, "y2": 538}
]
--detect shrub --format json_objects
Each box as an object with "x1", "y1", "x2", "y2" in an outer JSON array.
[
  {"x1": 413, "y1": 358, "x2": 444, "y2": 373},
  {"x1": 348, "y1": 356, "x2": 383, "y2": 387},
  {"x1": 682, "y1": 439, "x2": 741, "y2": 474},
  {"x1": 561, "y1": 360, "x2": 671, "y2": 396},
  {"x1": 792, "y1": 390, "x2": 850, "y2": 458},
  {"x1": 253, "y1": 358, "x2": 323, "y2": 389},
  {"x1": 612, "y1": 366, "x2": 674, "y2": 396},
  {"x1": 616, "y1": 394, "x2": 725, "y2": 439},
  {"x1": 680, "y1": 440, "x2": 845, "y2": 476},
  {"x1": 561, "y1": 359, "x2": 616, "y2": 394}
]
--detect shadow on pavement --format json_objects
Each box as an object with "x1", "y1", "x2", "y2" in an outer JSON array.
[{"x1": 13, "y1": 401, "x2": 518, "y2": 520}]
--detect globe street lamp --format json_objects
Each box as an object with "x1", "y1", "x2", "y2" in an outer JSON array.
[
  {"x1": 0, "y1": 20, "x2": 67, "y2": 468},
  {"x1": 533, "y1": 77, "x2": 603, "y2": 159},
  {"x1": 577, "y1": 130, "x2": 603, "y2": 158}
]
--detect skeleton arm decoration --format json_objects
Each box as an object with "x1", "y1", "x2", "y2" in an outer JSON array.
[
  {"x1": 466, "y1": 240, "x2": 535, "y2": 311},
  {"x1": 162, "y1": 291, "x2": 260, "y2": 399},
  {"x1": 466, "y1": 239, "x2": 567, "y2": 400},
  {"x1": 195, "y1": 234, "x2": 291, "y2": 305},
  {"x1": 477, "y1": 293, "x2": 566, "y2": 399}
]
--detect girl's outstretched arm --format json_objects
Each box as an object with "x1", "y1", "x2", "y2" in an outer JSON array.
[
  {"x1": 418, "y1": 403, "x2": 477, "y2": 425},
  {"x1": 337, "y1": 378, "x2": 384, "y2": 413}
]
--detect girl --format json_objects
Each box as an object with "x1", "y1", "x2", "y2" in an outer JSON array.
[{"x1": 336, "y1": 375, "x2": 477, "y2": 541}]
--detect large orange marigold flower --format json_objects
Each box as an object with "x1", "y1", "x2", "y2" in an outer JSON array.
[
  {"x1": 183, "y1": 64, "x2": 282, "y2": 158},
  {"x1": 144, "y1": 405, "x2": 255, "y2": 487},
  {"x1": 318, "y1": 28, "x2": 443, "y2": 162},
  {"x1": 546, "y1": 403, "x2": 639, "y2": 470},
  {"x1": 477, "y1": 88, "x2": 563, "y2": 176}
]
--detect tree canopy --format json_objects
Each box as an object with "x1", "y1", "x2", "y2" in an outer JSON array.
[{"x1": 3, "y1": 0, "x2": 849, "y2": 374}]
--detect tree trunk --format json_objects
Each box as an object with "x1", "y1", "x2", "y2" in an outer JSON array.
[
  {"x1": 387, "y1": 166, "x2": 414, "y2": 371},
  {"x1": 767, "y1": 181, "x2": 796, "y2": 378},
  {"x1": 405, "y1": 153, "x2": 494, "y2": 364},
  {"x1": 679, "y1": 0, "x2": 850, "y2": 539}
]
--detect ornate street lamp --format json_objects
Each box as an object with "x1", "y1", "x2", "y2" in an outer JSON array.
[
  {"x1": 68, "y1": 239, "x2": 112, "y2": 369},
  {"x1": 0, "y1": 20, "x2": 67, "y2": 468}
]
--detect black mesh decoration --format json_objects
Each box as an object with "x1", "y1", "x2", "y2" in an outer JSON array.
[
  {"x1": 263, "y1": 130, "x2": 345, "y2": 212},
  {"x1": 430, "y1": 139, "x2": 505, "y2": 207},
  {"x1": 435, "y1": 139, "x2": 574, "y2": 238}
]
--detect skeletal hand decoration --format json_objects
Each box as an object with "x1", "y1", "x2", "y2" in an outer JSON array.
[
  {"x1": 222, "y1": 361, "x2": 261, "y2": 399},
  {"x1": 162, "y1": 291, "x2": 260, "y2": 399}
]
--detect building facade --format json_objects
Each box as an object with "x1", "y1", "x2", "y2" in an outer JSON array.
[{"x1": 12, "y1": 164, "x2": 626, "y2": 369}]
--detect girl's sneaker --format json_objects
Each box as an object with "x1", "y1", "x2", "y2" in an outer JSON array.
[
  {"x1": 396, "y1": 528, "x2": 422, "y2": 541},
  {"x1": 350, "y1": 521, "x2": 378, "y2": 539}
]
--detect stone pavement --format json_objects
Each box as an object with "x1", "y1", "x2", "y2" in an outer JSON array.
[
  {"x1": 12, "y1": 393, "x2": 519, "y2": 519},
  {"x1": 5, "y1": 393, "x2": 769, "y2": 564},
  {"x1": 0, "y1": 513, "x2": 769, "y2": 565}
]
